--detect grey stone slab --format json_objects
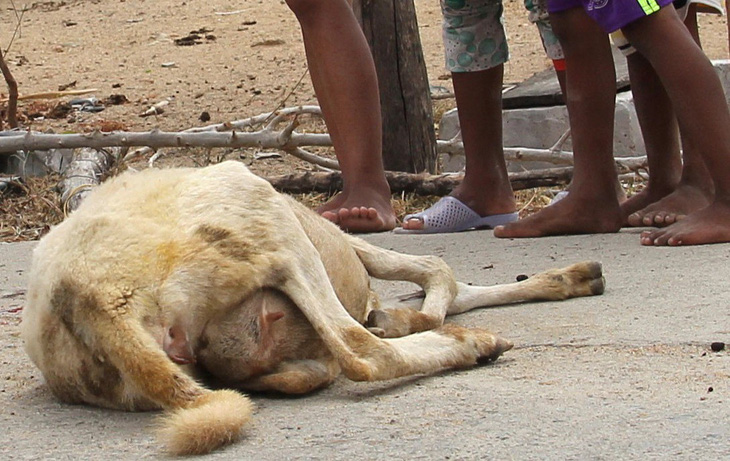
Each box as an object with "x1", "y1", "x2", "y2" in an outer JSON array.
[
  {"x1": 502, "y1": 46, "x2": 631, "y2": 110},
  {"x1": 441, "y1": 60, "x2": 730, "y2": 172}
]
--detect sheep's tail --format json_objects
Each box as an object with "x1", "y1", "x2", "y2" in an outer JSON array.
[
  {"x1": 60, "y1": 288, "x2": 255, "y2": 455},
  {"x1": 156, "y1": 389, "x2": 254, "y2": 456}
]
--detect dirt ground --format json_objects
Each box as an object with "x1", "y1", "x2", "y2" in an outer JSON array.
[
  {"x1": 1, "y1": 4, "x2": 730, "y2": 458},
  {"x1": 2, "y1": 1, "x2": 728, "y2": 171}
]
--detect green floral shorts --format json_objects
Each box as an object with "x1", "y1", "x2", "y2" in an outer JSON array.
[
  {"x1": 524, "y1": 0, "x2": 564, "y2": 61},
  {"x1": 440, "y1": 0, "x2": 509, "y2": 73}
]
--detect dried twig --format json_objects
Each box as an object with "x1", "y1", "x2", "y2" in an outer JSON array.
[
  {"x1": 439, "y1": 128, "x2": 647, "y2": 174},
  {"x1": 0, "y1": 88, "x2": 99, "y2": 104},
  {"x1": 266, "y1": 167, "x2": 574, "y2": 196},
  {"x1": 124, "y1": 105, "x2": 325, "y2": 162},
  {"x1": 4, "y1": 1, "x2": 25, "y2": 54},
  {"x1": 0, "y1": 47, "x2": 19, "y2": 129}
]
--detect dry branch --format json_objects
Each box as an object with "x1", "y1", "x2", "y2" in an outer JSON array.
[
  {"x1": 266, "y1": 167, "x2": 574, "y2": 196},
  {"x1": 0, "y1": 127, "x2": 648, "y2": 173},
  {"x1": 0, "y1": 105, "x2": 648, "y2": 174},
  {"x1": 439, "y1": 134, "x2": 647, "y2": 174},
  {"x1": 0, "y1": 129, "x2": 332, "y2": 152},
  {"x1": 0, "y1": 88, "x2": 99, "y2": 104},
  {"x1": 124, "y1": 105, "x2": 325, "y2": 162},
  {"x1": 0, "y1": 47, "x2": 18, "y2": 129}
]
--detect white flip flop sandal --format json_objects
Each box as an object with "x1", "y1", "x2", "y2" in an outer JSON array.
[{"x1": 393, "y1": 196, "x2": 518, "y2": 234}]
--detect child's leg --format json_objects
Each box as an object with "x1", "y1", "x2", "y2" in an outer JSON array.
[
  {"x1": 494, "y1": 7, "x2": 623, "y2": 238},
  {"x1": 622, "y1": 6, "x2": 730, "y2": 245},
  {"x1": 400, "y1": 0, "x2": 516, "y2": 232},
  {"x1": 624, "y1": 4, "x2": 714, "y2": 226},
  {"x1": 401, "y1": 65, "x2": 516, "y2": 231},
  {"x1": 286, "y1": 0, "x2": 396, "y2": 233},
  {"x1": 448, "y1": 66, "x2": 516, "y2": 216},
  {"x1": 620, "y1": 50, "x2": 684, "y2": 220}
]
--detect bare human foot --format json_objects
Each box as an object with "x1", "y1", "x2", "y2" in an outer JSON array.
[
  {"x1": 493, "y1": 194, "x2": 623, "y2": 238},
  {"x1": 620, "y1": 184, "x2": 675, "y2": 222},
  {"x1": 318, "y1": 188, "x2": 396, "y2": 233},
  {"x1": 640, "y1": 201, "x2": 730, "y2": 245},
  {"x1": 626, "y1": 184, "x2": 712, "y2": 228}
]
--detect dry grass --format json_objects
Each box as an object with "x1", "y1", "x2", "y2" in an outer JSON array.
[
  {"x1": 0, "y1": 159, "x2": 646, "y2": 243},
  {"x1": 0, "y1": 172, "x2": 565, "y2": 243},
  {"x1": 0, "y1": 175, "x2": 64, "y2": 242},
  {"x1": 293, "y1": 185, "x2": 569, "y2": 225}
]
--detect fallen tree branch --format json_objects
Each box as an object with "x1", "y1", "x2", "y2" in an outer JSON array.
[
  {"x1": 126, "y1": 105, "x2": 324, "y2": 162},
  {"x1": 266, "y1": 167, "x2": 574, "y2": 196},
  {"x1": 0, "y1": 127, "x2": 647, "y2": 173},
  {"x1": 0, "y1": 88, "x2": 99, "y2": 104},
  {"x1": 0, "y1": 104, "x2": 648, "y2": 174},
  {"x1": 283, "y1": 146, "x2": 339, "y2": 170},
  {"x1": 0, "y1": 128, "x2": 332, "y2": 152},
  {"x1": 439, "y1": 138, "x2": 647, "y2": 173}
]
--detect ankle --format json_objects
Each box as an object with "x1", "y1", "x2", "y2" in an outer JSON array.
[{"x1": 450, "y1": 188, "x2": 516, "y2": 216}]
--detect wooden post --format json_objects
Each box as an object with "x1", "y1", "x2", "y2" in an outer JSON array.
[{"x1": 353, "y1": 0, "x2": 437, "y2": 174}]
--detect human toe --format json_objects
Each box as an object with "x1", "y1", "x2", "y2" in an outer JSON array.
[
  {"x1": 627, "y1": 212, "x2": 644, "y2": 227},
  {"x1": 652, "y1": 212, "x2": 670, "y2": 226},
  {"x1": 401, "y1": 217, "x2": 425, "y2": 230},
  {"x1": 321, "y1": 210, "x2": 340, "y2": 224},
  {"x1": 365, "y1": 207, "x2": 379, "y2": 220}
]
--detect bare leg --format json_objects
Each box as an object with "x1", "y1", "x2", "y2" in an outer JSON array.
[
  {"x1": 625, "y1": 6, "x2": 714, "y2": 227},
  {"x1": 551, "y1": 67, "x2": 627, "y2": 203},
  {"x1": 622, "y1": 7, "x2": 730, "y2": 245},
  {"x1": 287, "y1": 0, "x2": 396, "y2": 233},
  {"x1": 402, "y1": 65, "x2": 515, "y2": 230},
  {"x1": 494, "y1": 8, "x2": 623, "y2": 238},
  {"x1": 620, "y1": 51, "x2": 683, "y2": 220}
]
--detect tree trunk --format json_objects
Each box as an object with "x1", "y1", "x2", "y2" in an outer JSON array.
[{"x1": 353, "y1": 0, "x2": 437, "y2": 174}]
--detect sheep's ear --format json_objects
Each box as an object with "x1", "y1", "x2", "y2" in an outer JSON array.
[{"x1": 256, "y1": 292, "x2": 286, "y2": 346}]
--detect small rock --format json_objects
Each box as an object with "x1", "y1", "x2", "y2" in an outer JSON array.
[
  {"x1": 710, "y1": 342, "x2": 725, "y2": 352},
  {"x1": 516, "y1": 274, "x2": 529, "y2": 282},
  {"x1": 199, "y1": 111, "x2": 211, "y2": 122},
  {"x1": 254, "y1": 152, "x2": 282, "y2": 161},
  {"x1": 103, "y1": 94, "x2": 128, "y2": 106},
  {"x1": 58, "y1": 80, "x2": 77, "y2": 91}
]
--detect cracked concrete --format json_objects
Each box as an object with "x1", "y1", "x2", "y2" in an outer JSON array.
[{"x1": 1, "y1": 231, "x2": 728, "y2": 460}]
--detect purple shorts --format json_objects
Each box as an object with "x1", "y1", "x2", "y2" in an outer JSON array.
[{"x1": 547, "y1": 0, "x2": 675, "y2": 32}]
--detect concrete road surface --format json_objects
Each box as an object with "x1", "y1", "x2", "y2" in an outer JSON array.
[{"x1": 1, "y1": 230, "x2": 728, "y2": 460}]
